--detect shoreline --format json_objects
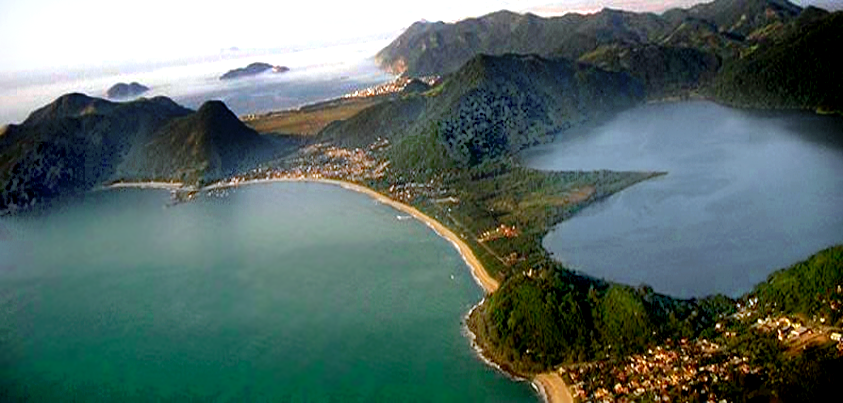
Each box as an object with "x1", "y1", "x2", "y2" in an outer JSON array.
[
  {"x1": 107, "y1": 177, "x2": 574, "y2": 403},
  {"x1": 103, "y1": 181, "x2": 185, "y2": 190},
  {"x1": 107, "y1": 177, "x2": 500, "y2": 292},
  {"x1": 202, "y1": 177, "x2": 501, "y2": 293},
  {"x1": 464, "y1": 299, "x2": 528, "y2": 382},
  {"x1": 534, "y1": 373, "x2": 574, "y2": 403}
]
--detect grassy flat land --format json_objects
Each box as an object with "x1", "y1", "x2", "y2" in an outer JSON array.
[{"x1": 244, "y1": 97, "x2": 386, "y2": 136}]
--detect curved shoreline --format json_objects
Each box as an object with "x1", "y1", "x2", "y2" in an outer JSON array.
[
  {"x1": 201, "y1": 177, "x2": 501, "y2": 292},
  {"x1": 107, "y1": 177, "x2": 571, "y2": 403},
  {"x1": 104, "y1": 181, "x2": 184, "y2": 190},
  {"x1": 534, "y1": 373, "x2": 574, "y2": 403}
]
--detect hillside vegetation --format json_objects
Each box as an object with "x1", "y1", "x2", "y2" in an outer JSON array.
[
  {"x1": 470, "y1": 273, "x2": 735, "y2": 373},
  {"x1": 752, "y1": 246, "x2": 843, "y2": 325},
  {"x1": 378, "y1": 0, "x2": 842, "y2": 112},
  {"x1": 710, "y1": 10, "x2": 843, "y2": 112},
  {"x1": 321, "y1": 53, "x2": 642, "y2": 175},
  {"x1": 2, "y1": 0, "x2": 840, "y2": 394},
  {"x1": 377, "y1": 0, "x2": 800, "y2": 78},
  {"x1": 0, "y1": 94, "x2": 298, "y2": 212}
]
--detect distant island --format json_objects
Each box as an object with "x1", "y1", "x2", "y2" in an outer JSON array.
[
  {"x1": 219, "y1": 62, "x2": 289, "y2": 80},
  {"x1": 106, "y1": 82, "x2": 149, "y2": 99}
]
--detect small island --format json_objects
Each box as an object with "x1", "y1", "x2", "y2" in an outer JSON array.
[
  {"x1": 219, "y1": 62, "x2": 289, "y2": 80},
  {"x1": 106, "y1": 82, "x2": 149, "y2": 99}
]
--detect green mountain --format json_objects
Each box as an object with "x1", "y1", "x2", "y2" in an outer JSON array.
[
  {"x1": 376, "y1": 8, "x2": 670, "y2": 77},
  {"x1": 425, "y1": 54, "x2": 643, "y2": 167},
  {"x1": 470, "y1": 273, "x2": 734, "y2": 373},
  {"x1": 710, "y1": 9, "x2": 843, "y2": 112},
  {"x1": 751, "y1": 245, "x2": 843, "y2": 325},
  {"x1": 374, "y1": 0, "x2": 843, "y2": 109},
  {"x1": 118, "y1": 100, "x2": 279, "y2": 183},
  {"x1": 0, "y1": 94, "x2": 293, "y2": 212},
  {"x1": 579, "y1": 43, "x2": 720, "y2": 97},
  {"x1": 376, "y1": 0, "x2": 804, "y2": 78},
  {"x1": 656, "y1": 16, "x2": 744, "y2": 58},
  {"x1": 0, "y1": 94, "x2": 188, "y2": 211},
  {"x1": 321, "y1": 53, "x2": 642, "y2": 174},
  {"x1": 662, "y1": 0, "x2": 801, "y2": 37},
  {"x1": 550, "y1": 8, "x2": 670, "y2": 60}
]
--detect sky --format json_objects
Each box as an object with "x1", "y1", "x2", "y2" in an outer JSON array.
[{"x1": 0, "y1": 0, "x2": 837, "y2": 74}]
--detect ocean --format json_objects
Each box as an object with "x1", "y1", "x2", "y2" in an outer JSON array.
[{"x1": 0, "y1": 183, "x2": 537, "y2": 401}]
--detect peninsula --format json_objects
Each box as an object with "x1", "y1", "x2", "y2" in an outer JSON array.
[{"x1": 2, "y1": 0, "x2": 842, "y2": 401}]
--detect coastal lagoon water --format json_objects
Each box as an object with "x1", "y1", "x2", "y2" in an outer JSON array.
[
  {"x1": 0, "y1": 39, "x2": 394, "y2": 125},
  {"x1": 524, "y1": 101, "x2": 843, "y2": 298},
  {"x1": 0, "y1": 184, "x2": 536, "y2": 401}
]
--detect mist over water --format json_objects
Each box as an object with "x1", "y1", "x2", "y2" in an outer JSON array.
[
  {"x1": 0, "y1": 184, "x2": 536, "y2": 401},
  {"x1": 523, "y1": 101, "x2": 843, "y2": 298},
  {"x1": 0, "y1": 40, "x2": 393, "y2": 125}
]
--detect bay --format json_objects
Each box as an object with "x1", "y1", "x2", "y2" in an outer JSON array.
[{"x1": 0, "y1": 183, "x2": 535, "y2": 401}]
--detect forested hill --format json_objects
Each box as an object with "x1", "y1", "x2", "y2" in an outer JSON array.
[
  {"x1": 376, "y1": 0, "x2": 802, "y2": 77},
  {"x1": 117, "y1": 100, "x2": 279, "y2": 184},
  {"x1": 710, "y1": 9, "x2": 843, "y2": 113},
  {"x1": 752, "y1": 246, "x2": 843, "y2": 325},
  {"x1": 470, "y1": 245, "x2": 843, "y2": 376},
  {"x1": 0, "y1": 94, "x2": 297, "y2": 212},
  {"x1": 320, "y1": 53, "x2": 642, "y2": 176},
  {"x1": 377, "y1": 0, "x2": 842, "y2": 113}
]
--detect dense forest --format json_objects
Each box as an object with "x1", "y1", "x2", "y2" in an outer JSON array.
[
  {"x1": 377, "y1": 0, "x2": 842, "y2": 113},
  {"x1": 468, "y1": 271, "x2": 735, "y2": 374},
  {"x1": 752, "y1": 246, "x2": 843, "y2": 326}
]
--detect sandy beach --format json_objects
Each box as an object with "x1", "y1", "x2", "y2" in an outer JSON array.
[
  {"x1": 105, "y1": 181, "x2": 185, "y2": 190},
  {"x1": 201, "y1": 177, "x2": 501, "y2": 292},
  {"x1": 534, "y1": 372, "x2": 574, "y2": 403},
  {"x1": 325, "y1": 180, "x2": 501, "y2": 294}
]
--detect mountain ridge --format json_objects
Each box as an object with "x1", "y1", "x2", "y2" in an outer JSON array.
[
  {"x1": 320, "y1": 53, "x2": 643, "y2": 178},
  {"x1": 376, "y1": 0, "x2": 843, "y2": 113},
  {"x1": 376, "y1": 0, "x2": 805, "y2": 78},
  {"x1": 0, "y1": 95, "x2": 294, "y2": 212}
]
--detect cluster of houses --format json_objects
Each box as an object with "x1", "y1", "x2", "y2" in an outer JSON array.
[
  {"x1": 209, "y1": 141, "x2": 391, "y2": 191},
  {"x1": 477, "y1": 223, "x2": 520, "y2": 243},
  {"x1": 755, "y1": 316, "x2": 812, "y2": 341},
  {"x1": 562, "y1": 339, "x2": 751, "y2": 403},
  {"x1": 342, "y1": 76, "x2": 440, "y2": 99}
]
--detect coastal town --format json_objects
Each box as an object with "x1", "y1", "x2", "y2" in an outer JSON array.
[
  {"x1": 197, "y1": 138, "x2": 455, "y2": 208},
  {"x1": 342, "y1": 76, "x2": 440, "y2": 99},
  {"x1": 560, "y1": 339, "x2": 755, "y2": 402},
  {"x1": 555, "y1": 296, "x2": 843, "y2": 403}
]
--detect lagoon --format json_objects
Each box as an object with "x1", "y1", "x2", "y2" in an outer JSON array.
[{"x1": 524, "y1": 102, "x2": 843, "y2": 298}]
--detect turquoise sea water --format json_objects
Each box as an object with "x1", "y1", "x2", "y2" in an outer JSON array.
[{"x1": 0, "y1": 183, "x2": 536, "y2": 402}]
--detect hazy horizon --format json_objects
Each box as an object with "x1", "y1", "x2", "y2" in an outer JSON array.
[
  {"x1": 3, "y1": 0, "x2": 836, "y2": 76},
  {"x1": 0, "y1": 38, "x2": 394, "y2": 125}
]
